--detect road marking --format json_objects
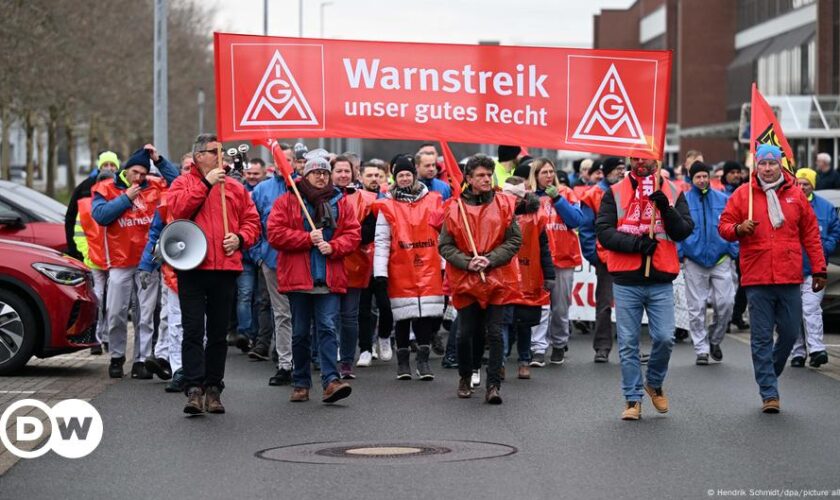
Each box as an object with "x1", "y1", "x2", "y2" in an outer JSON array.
[{"x1": 0, "y1": 391, "x2": 35, "y2": 394}]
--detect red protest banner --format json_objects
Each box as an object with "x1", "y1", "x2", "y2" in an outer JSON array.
[
  {"x1": 750, "y1": 83, "x2": 795, "y2": 172},
  {"x1": 215, "y1": 33, "x2": 672, "y2": 159}
]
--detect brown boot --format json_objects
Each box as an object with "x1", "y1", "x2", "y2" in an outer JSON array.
[
  {"x1": 183, "y1": 387, "x2": 204, "y2": 415},
  {"x1": 322, "y1": 379, "x2": 352, "y2": 403},
  {"x1": 290, "y1": 387, "x2": 310, "y2": 402},
  {"x1": 485, "y1": 385, "x2": 502, "y2": 405},
  {"x1": 621, "y1": 401, "x2": 641, "y2": 420},
  {"x1": 205, "y1": 386, "x2": 225, "y2": 414},
  {"x1": 762, "y1": 398, "x2": 780, "y2": 413},
  {"x1": 644, "y1": 385, "x2": 669, "y2": 414},
  {"x1": 517, "y1": 363, "x2": 531, "y2": 379},
  {"x1": 457, "y1": 376, "x2": 472, "y2": 398}
]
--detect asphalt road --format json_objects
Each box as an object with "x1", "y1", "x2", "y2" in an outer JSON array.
[{"x1": 2, "y1": 332, "x2": 840, "y2": 500}]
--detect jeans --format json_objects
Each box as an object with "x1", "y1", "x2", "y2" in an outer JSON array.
[
  {"x1": 445, "y1": 314, "x2": 459, "y2": 359},
  {"x1": 613, "y1": 283, "x2": 675, "y2": 401},
  {"x1": 177, "y1": 270, "x2": 238, "y2": 393},
  {"x1": 339, "y1": 288, "x2": 362, "y2": 364},
  {"x1": 288, "y1": 292, "x2": 340, "y2": 389},
  {"x1": 745, "y1": 285, "x2": 801, "y2": 401},
  {"x1": 254, "y1": 269, "x2": 274, "y2": 348},
  {"x1": 236, "y1": 261, "x2": 257, "y2": 337},
  {"x1": 457, "y1": 303, "x2": 505, "y2": 388}
]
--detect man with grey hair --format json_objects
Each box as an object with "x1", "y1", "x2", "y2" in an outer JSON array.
[{"x1": 815, "y1": 153, "x2": 840, "y2": 190}]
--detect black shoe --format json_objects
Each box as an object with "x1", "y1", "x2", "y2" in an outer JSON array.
[
  {"x1": 441, "y1": 355, "x2": 458, "y2": 369},
  {"x1": 232, "y1": 334, "x2": 250, "y2": 353},
  {"x1": 90, "y1": 344, "x2": 103, "y2": 355},
  {"x1": 674, "y1": 328, "x2": 689, "y2": 343},
  {"x1": 696, "y1": 354, "x2": 710, "y2": 365},
  {"x1": 594, "y1": 350, "x2": 609, "y2": 363},
  {"x1": 550, "y1": 348, "x2": 565, "y2": 365},
  {"x1": 226, "y1": 332, "x2": 238, "y2": 346},
  {"x1": 108, "y1": 357, "x2": 125, "y2": 378},
  {"x1": 710, "y1": 343, "x2": 723, "y2": 362},
  {"x1": 809, "y1": 351, "x2": 828, "y2": 367},
  {"x1": 790, "y1": 356, "x2": 806, "y2": 368},
  {"x1": 431, "y1": 331, "x2": 446, "y2": 356},
  {"x1": 131, "y1": 362, "x2": 153, "y2": 379},
  {"x1": 396, "y1": 348, "x2": 412, "y2": 380},
  {"x1": 144, "y1": 357, "x2": 172, "y2": 380},
  {"x1": 165, "y1": 369, "x2": 185, "y2": 392},
  {"x1": 269, "y1": 368, "x2": 292, "y2": 386},
  {"x1": 730, "y1": 318, "x2": 749, "y2": 331},
  {"x1": 248, "y1": 344, "x2": 271, "y2": 361},
  {"x1": 530, "y1": 352, "x2": 546, "y2": 367}
]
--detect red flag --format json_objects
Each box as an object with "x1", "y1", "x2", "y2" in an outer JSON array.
[
  {"x1": 750, "y1": 83, "x2": 795, "y2": 172},
  {"x1": 439, "y1": 141, "x2": 463, "y2": 198},
  {"x1": 253, "y1": 138, "x2": 294, "y2": 181}
]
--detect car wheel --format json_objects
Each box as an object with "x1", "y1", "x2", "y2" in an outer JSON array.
[{"x1": 0, "y1": 289, "x2": 37, "y2": 375}]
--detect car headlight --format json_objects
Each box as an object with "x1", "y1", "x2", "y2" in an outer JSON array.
[{"x1": 32, "y1": 263, "x2": 87, "y2": 286}]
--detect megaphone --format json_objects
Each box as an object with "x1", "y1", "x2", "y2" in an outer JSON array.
[{"x1": 158, "y1": 220, "x2": 208, "y2": 271}]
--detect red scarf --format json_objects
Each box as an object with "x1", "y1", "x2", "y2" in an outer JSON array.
[{"x1": 616, "y1": 172, "x2": 664, "y2": 236}]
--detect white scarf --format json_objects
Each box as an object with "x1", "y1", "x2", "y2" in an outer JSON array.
[{"x1": 758, "y1": 175, "x2": 785, "y2": 229}]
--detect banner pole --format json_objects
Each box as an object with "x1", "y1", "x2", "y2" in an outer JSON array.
[
  {"x1": 217, "y1": 145, "x2": 229, "y2": 234},
  {"x1": 644, "y1": 160, "x2": 661, "y2": 278},
  {"x1": 747, "y1": 153, "x2": 754, "y2": 220},
  {"x1": 457, "y1": 198, "x2": 486, "y2": 283},
  {"x1": 286, "y1": 173, "x2": 318, "y2": 230}
]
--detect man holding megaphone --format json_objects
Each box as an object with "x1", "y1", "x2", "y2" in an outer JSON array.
[{"x1": 167, "y1": 134, "x2": 261, "y2": 416}]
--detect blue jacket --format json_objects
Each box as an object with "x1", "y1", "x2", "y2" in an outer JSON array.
[
  {"x1": 421, "y1": 177, "x2": 451, "y2": 201},
  {"x1": 534, "y1": 188, "x2": 582, "y2": 229},
  {"x1": 803, "y1": 193, "x2": 840, "y2": 276},
  {"x1": 680, "y1": 185, "x2": 738, "y2": 268},
  {"x1": 91, "y1": 157, "x2": 179, "y2": 225},
  {"x1": 250, "y1": 174, "x2": 288, "y2": 268},
  {"x1": 138, "y1": 210, "x2": 165, "y2": 273},
  {"x1": 578, "y1": 180, "x2": 609, "y2": 265}
]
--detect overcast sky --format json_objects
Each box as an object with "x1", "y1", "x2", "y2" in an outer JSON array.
[{"x1": 209, "y1": 0, "x2": 635, "y2": 48}]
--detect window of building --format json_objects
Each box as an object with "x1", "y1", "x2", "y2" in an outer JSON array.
[{"x1": 756, "y1": 38, "x2": 814, "y2": 95}]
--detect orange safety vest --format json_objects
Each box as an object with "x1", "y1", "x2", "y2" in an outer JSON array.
[
  {"x1": 515, "y1": 210, "x2": 551, "y2": 307},
  {"x1": 603, "y1": 177, "x2": 680, "y2": 275},
  {"x1": 93, "y1": 176, "x2": 166, "y2": 268},
  {"x1": 542, "y1": 188, "x2": 582, "y2": 269},
  {"x1": 77, "y1": 197, "x2": 108, "y2": 269},
  {"x1": 375, "y1": 192, "x2": 444, "y2": 299},
  {"x1": 444, "y1": 192, "x2": 523, "y2": 309},
  {"x1": 579, "y1": 185, "x2": 608, "y2": 264},
  {"x1": 157, "y1": 195, "x2": 178, "y2": 294},
  {"x1": 344, "y1": 190, "x2": 377, "y2": 289}
]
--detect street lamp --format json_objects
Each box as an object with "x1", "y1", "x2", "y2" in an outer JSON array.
[
  {"x1": 197, "y1": 89, "x2": 205, "y2": 134},
  {"x1": 320, "y1": 1, "x2": 333, "y2": 38}
]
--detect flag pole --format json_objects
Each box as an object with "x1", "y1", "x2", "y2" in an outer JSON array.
[
  {"x1": 286, "y1": 171, "x2": 318, "y2": 230},
  {"x1": 456, "y1": 198, "x2": 486, "y2": 283},
  {"x1": 747, "y1": 153, "x2": 754, "y2": 220},
  {"x1": 216, "y1": 144, "x2": 229, "y2": 234},
  {"x1": 644, "y1": 160, "x2": 661, "y2": 278},
  {"x1": 265, "y1": 140, "x2": 318, "y2": 230}
]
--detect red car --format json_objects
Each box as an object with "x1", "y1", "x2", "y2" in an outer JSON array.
[
  {"x1": 0, "y1": 238, "x2": 98, "y2": 375},
  {"x1": 0, "y1": 180, "x2": 67, "y2": 252}
]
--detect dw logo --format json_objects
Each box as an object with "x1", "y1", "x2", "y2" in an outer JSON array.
[{"x1": 0, "y1": 399, "x2": 103, "y2": 459}]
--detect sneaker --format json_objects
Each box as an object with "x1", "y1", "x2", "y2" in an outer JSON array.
[
  {"x1": 530, "y1": 352, "x2": 546, "y2": 367},
  {"x1": 730, "y1": 318, "x2": 750, "y2": 331},
  {"x1": 356, "y1": 351, "x2": 373, "y2": 367},
  {"x1": 644, "y1": 385, "x2": 669, "y2": 413},
  {"x1": 339, "y1": 362, "x2": 356, "y2": 380},
  {"x1": 165, "y1": 369, "x2": 185, "y2": 393},
  {"x1": 621, "y1": 401, "x2": 641, "y2": 420},
  {"x1": 594, "y1": 350, "x2": 609, "y2": 363},
  {"x1": 710, "y1": 343, "x2": 723, "y2": 362},
  {"x1": 131, "y1": 361, "x2": 152, "y2": 379},
  {"x1": 144, "y1": 356, "x2": 172, "y2": 380},
  {"x1": 322, "y1": 379, "x2": 352, "y2": 403},
  {"x1": 485, "y1": 385, "x2": 502, "y2": 405},
  {"x1": 290, "y1": 387, "x2": 309, "y2": 402},
  {"x1": 809, "y1": 350, "x2": 828, "y2": 367},
  {"x1": 441, "y1": 355, "x2": 458, "y2": 369},
  {"x1": 90, "y1": 344, "x2": 103, "y2": 355},
  {"x1": 517, "y1": 362, "x2": 531, "y2": 379},
  {"x1": 790, "y1": 356, "x2": 806, "y2": 368},
  {"x1": 457, "y1": 376, "x2": 472, "y2": 398},
  {"x1": 371, "y1": 348, "x2": 379, "y2": 360},
  {"x1": 205, "y1": 386, "x2": 225, "y2": 414},
  {"x1": 269, "y1": 368, "x2": 292, "y2": 386},
  {"x1": 762, "y1": 398, "x2": 780, "y2": 414},
  {"x1": 550, "y1": 348, "x2": 565, "y2": 365},
  {"x1": 640, "y1": 352, "x2": 650, "y2": 364},
  {"x1": 232, "y1": 333, "x2": 250, "y2": 352},
  {"x1": 248, "y1": 344, "x2": 271, "y2": 361},
  {"x1": 108, "y1": 357, "x2": 125, "y2": 378},
  {"x1": 696, "y1": 354, "x2": 710, "y2": 365},
  {"x1": 378, "y1": 337, "x2": 393, "y2": 361},
  {"x1": 183, "y1": 387, "x2": 205, "y2": 415},
  {"x1": 225, "y1": 332, "x2": 238, "y2": 346},
  {"x1": 471, "y1": 370, "x2": 481, "y2": 388}
]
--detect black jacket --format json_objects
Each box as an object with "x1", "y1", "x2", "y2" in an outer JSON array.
[
  {"x1": 64, "y1": 176, "x2": 97, "y2": 260},
  {"x1": 595, "y1": 177, "x2": 694, "y2": 285},
  {"x1": 816, "y1": 169, "x2": 840, "y2": 190}
]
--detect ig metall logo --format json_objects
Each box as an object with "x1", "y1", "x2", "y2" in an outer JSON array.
[{"x1": 0, "y1": 399, "x2": 103, "y2": 459}]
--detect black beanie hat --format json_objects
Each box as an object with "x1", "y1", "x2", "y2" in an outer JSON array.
[
  {"x1": 497, "y1": 145, "x2": 521, "y2": 163},
  {"x1": 722, "y1": 161, "x2": 743, "y2": 178},
  {"x1": 689, "y1": 160, "x2": 711, "y2": 180},
  {"x1": 556, "y1": 170, "x2": 570, "y2": 186},
  {"x1": 588, "y1": 160, "x2": 604, "y2": 175},
  {"x1": 602, "y1": 157, "x2": 625, "y2": 177},
  {"x1": 513, "y1": 163, "x2": 532, "y2": 179},
  {"x1": 391, "y1": 154, "x2": 416, "y2": 179},
  {"x1": 123, "y1": 147, "x2": 152, "y2": 171}
]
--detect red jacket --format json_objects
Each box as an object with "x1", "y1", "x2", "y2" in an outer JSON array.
[
  {"x1": 266, "y1": 189, "x2": 361, "y2": 294},
  {"x1": 718, "y1": 169, "x2": 825, "y2": 286},
  {"x1": 166, "y1": 167, "x2": 261, "y2": 272}
]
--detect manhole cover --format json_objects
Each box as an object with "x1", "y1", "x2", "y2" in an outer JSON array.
[{"x1": 256, "y1": 440, "x2": 516, "y2": 465}]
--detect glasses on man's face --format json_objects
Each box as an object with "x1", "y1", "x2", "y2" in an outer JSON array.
[
  {"x1": 197, "y1": 148, "x2": 220, "y2": 155},
  {"x1": 309, "y1": 171, "x2": 329, "y2": 177}
]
